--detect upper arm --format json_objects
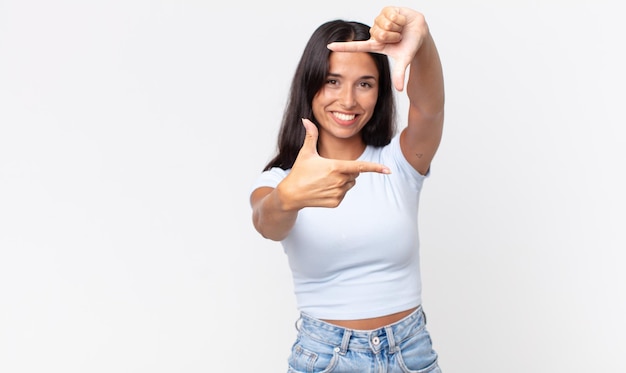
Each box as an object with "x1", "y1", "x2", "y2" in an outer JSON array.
[{"x1": 400, "y1": 104, "x2": 444, "y2": 175}]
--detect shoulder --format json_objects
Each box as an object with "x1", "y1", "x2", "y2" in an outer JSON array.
[{"x1": 249, "y1": 167, "x2": 290, "y2": 192}]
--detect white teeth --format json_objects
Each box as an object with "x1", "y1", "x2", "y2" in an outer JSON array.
[{"x1": 333, "y1": 112, "x2": 356, "y2": 121}]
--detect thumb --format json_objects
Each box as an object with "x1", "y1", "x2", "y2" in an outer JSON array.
[
  {"x1": 299, "y1": 118, "x2": 319, "y2": 155},
  {"x1": 391, "y1": 58, "x2": 409, "y2": 91}
]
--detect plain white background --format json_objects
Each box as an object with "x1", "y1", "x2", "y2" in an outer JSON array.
[{"x1": 1, "y1": 0, "x2": 624, "y2": 372}]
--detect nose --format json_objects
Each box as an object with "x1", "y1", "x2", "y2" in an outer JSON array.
[{"x1": 338, "y1": 86, "x2": 356, "y2": 109}]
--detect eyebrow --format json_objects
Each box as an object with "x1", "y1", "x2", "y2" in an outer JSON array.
[{"x1": 327, "y1": 72, "x2": 377, "y2": 80}]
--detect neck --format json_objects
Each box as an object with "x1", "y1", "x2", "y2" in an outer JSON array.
[{"x1": 318, "y1": 136, "x2": 366, "y2": 160}]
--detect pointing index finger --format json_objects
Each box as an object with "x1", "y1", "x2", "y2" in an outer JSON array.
[
  {"x1": 340, "y1": 160, "x2": 391, "y2": 175},
  {"x1": 327, "y1": 39, "x2": 383, "y2": 53}
]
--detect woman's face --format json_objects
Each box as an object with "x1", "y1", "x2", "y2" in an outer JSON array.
[{"x1": 312, "y1": 51, "x2": 379, "y2": 148}]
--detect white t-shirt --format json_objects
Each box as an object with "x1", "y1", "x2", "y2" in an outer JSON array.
[{"x1": 250, "y1": 134, "x2": 429, "y2": 320}]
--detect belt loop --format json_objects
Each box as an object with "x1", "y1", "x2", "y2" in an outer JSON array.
[
  {"x1": 385, "y1": 326, "x2": 399, "y2": 354},
  {"x1": 338, "y1": 329, "x2": 352, "y2": 355},
  {"x1": 294, "y1": 315, "x2": 302, "y2": 332}
]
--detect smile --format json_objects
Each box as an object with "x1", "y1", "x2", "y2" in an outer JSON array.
[{"x1": 332, "y1": 112, "x2": 357, "y2": 121}]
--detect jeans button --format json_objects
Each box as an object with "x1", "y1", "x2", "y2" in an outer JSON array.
[{"x1": 372, "y1": 336, "x2": 380, "y2": 345}]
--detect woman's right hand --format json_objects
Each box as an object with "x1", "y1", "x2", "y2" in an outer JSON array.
[
  {"x1": 277, "y1": 118, "x2": 390, "y2": 210},
  {"x1": 251, "y1": 119, "x2": 390, "y2": 241}
]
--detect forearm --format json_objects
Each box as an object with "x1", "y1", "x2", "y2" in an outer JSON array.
[
  {"x1": 406, "y1": 31, "x2": 445, "y2": 119},
  {"x1": 252, "y1": 187, "x2": 299, "y2": 242}
]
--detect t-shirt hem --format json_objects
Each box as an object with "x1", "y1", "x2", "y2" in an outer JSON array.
[{"x1": 299, "y1": 300, "x2": 421, "y2": 321}]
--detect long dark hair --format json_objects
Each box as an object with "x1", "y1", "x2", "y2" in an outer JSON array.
[{"x1": 263, "y1": 19, "x2": 396, "y2": 171}]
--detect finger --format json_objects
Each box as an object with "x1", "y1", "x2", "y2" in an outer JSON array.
[
  {"x1": 326, "y1": 39, "x2": 382, "y2": 53},
  {"x1": 380, "y1": 6, "x2": 406, "y2": 29},
  {"x1": 372, "y1": 11, "x2": 405, "y2": 39},
  {"x1": 369, "y1": 27, "x2": 403, "y2": 44},
  {"x1": 299, "y1": 118, "x2": 319, "y2": 155},
  {"x1": 340, "y1": 160, "x2": 391, "y2": 175}
]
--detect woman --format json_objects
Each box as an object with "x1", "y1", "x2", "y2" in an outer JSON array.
[{"x1": 250, "y1": 6, "x2": 445, "y2": 373}]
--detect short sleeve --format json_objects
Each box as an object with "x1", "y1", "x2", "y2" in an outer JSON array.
[
  {"x1": 378, "y1": 134, "x2": 429, "y2": 190},
  {"x1": 248, "y1": 167, "x2": 289, "y2": 196}
]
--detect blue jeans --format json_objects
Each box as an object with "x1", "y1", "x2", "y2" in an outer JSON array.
[{"x1": 287, "y1": 307, "x2": 442, "y2": 373}]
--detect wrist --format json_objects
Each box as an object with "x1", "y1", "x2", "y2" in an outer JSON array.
[{"x1": 275, "y1": 182, "x2": 301, "y2": 213}]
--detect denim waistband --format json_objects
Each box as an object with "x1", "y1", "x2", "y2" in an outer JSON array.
[{"x1": 296, "y1": 306, "x2": 426, "y2": 354}]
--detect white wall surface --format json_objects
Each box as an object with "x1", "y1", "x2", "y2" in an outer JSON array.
[{"x1": 1, "y1": 1, "x2": 624, "y2": 372}]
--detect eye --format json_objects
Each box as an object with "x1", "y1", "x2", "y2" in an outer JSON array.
[
  {"x1": 359, "y1": 81, "x2": 373, "y2": 88},
  {"x1": 326, "y1": 79, "x2": 338, "y2": 85}
]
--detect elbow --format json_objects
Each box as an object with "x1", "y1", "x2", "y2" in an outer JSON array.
[
  {"x1": 258, "y1": 229, "x2": 287, "y2": 242},
  {"x1": 252, "y1": 215, "x2": 287, "y2": 242},
  {"x1": 423, "y1": 108, "x2": 445, "y2": 123},
  {"x1": 407, "y1": 91, "x2": 444, "y2": 121},
  {"x1": 409, "y1": 104, "x2": 445, "y2": 127},
  {"x1": 262, "y1": 232, "x2": 287, "y2": 242}
]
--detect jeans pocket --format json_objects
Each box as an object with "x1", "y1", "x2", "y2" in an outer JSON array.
[
  {"x1": 288, "y1": 335, "x2": 339, "y2": 373},
  {"x1": 394, "y1": 327, "x2": 440, "y2": 373}
]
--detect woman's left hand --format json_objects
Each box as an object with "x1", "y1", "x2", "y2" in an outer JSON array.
[{"x1": 327, "y1": 6, "x2": 428, "y2": 92}]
